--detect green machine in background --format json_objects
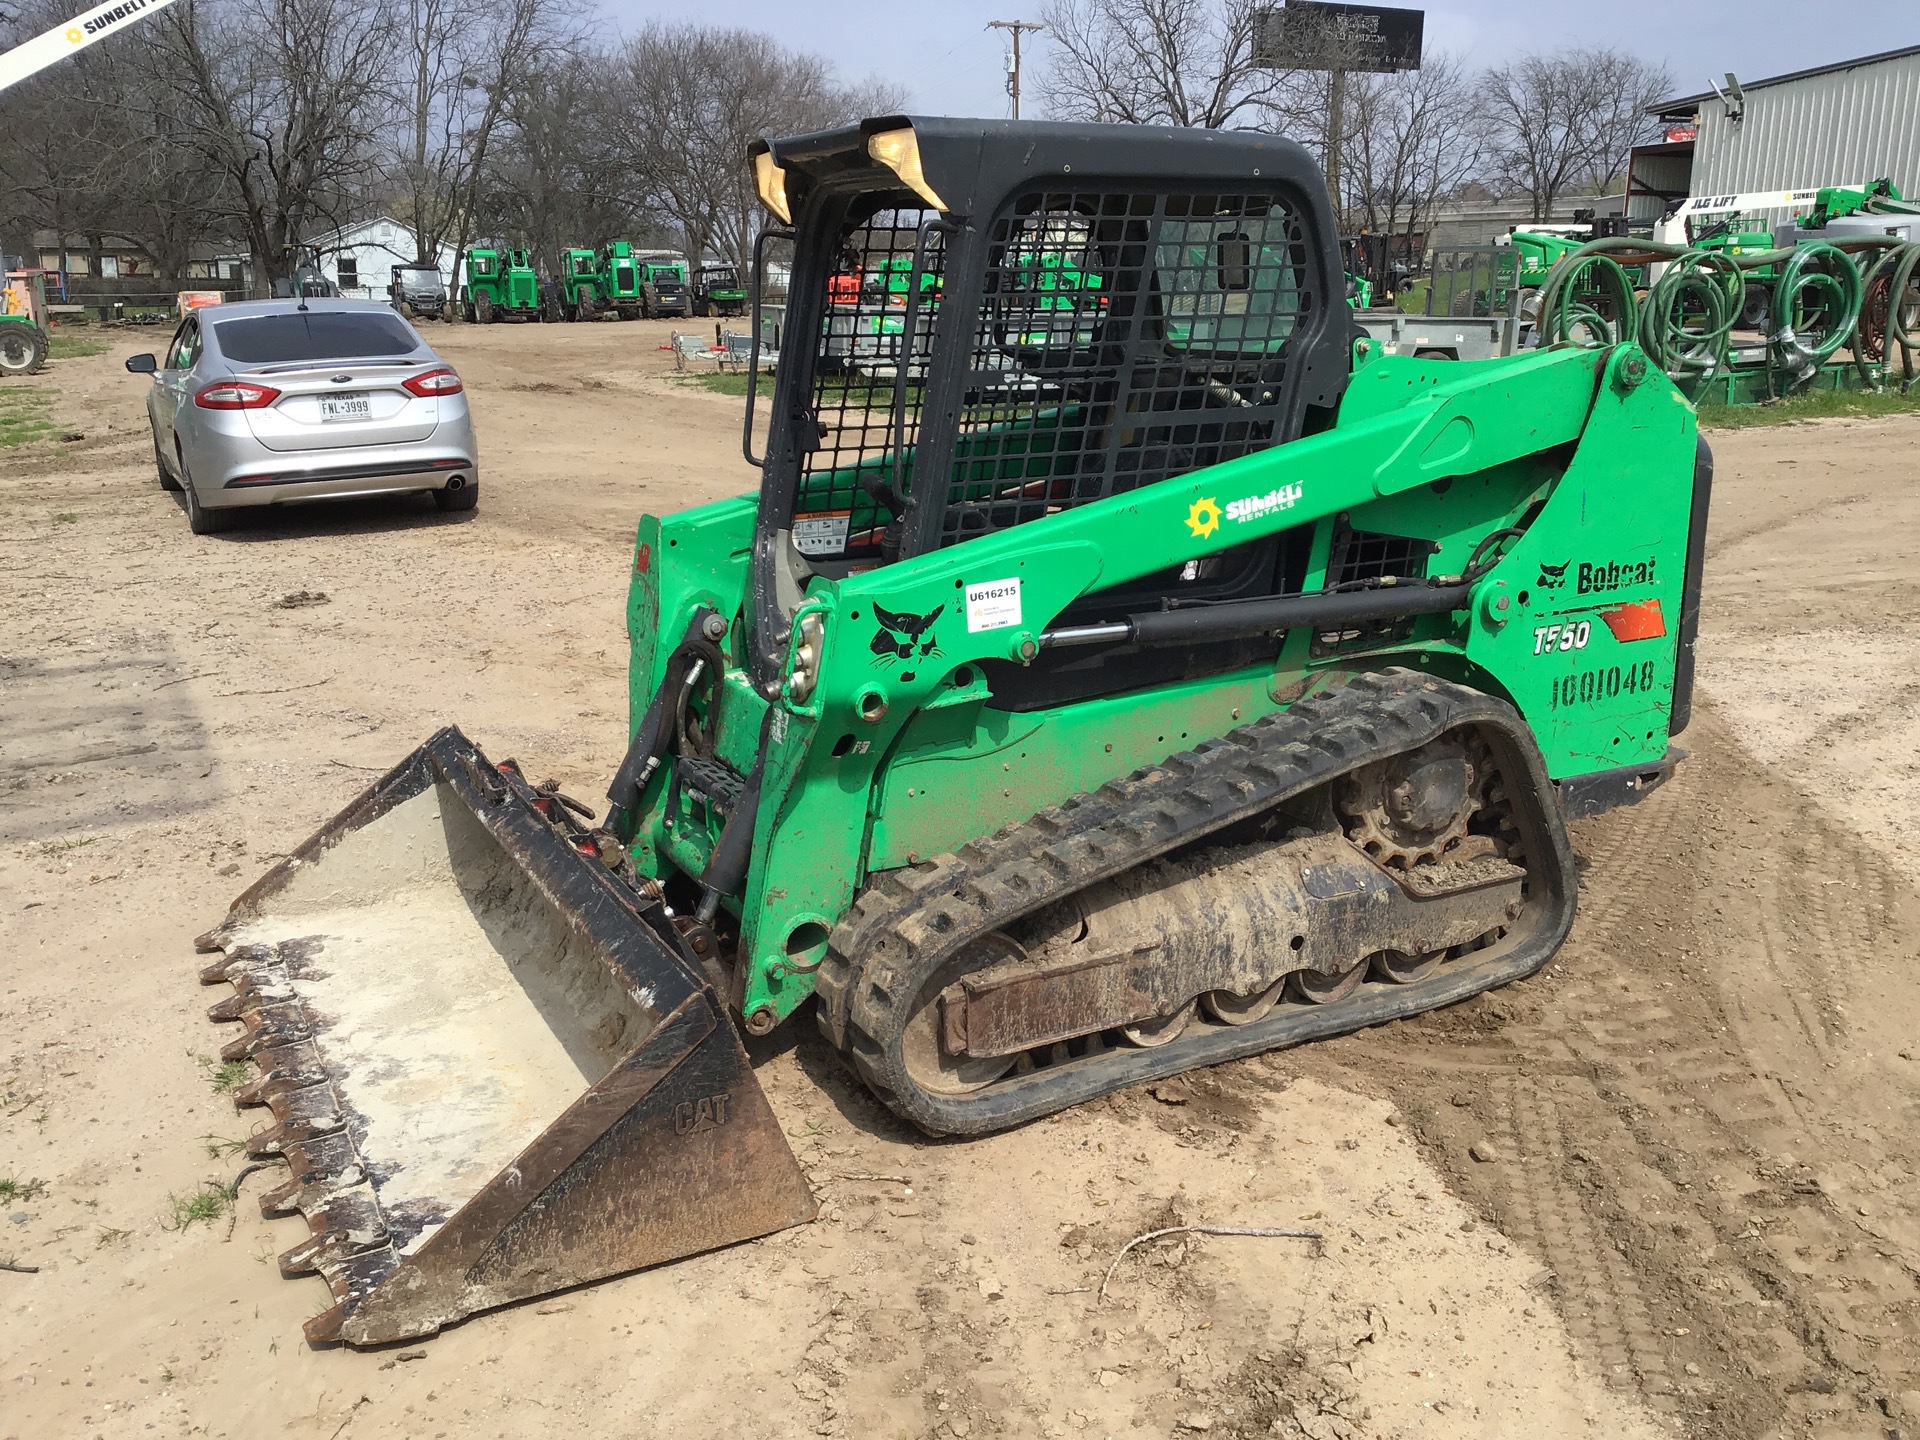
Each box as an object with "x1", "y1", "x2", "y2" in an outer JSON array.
[
  {"x1": 1684, "y1": 214, "x2": 1782, "y2": 328},
  {"x1": 692, "y1": 263, "x2": 749, "y2": 317},
  {"x1": 636, "y1": 251, "x2": 690, "y2": 318},
  {"x1": 1801, "y1": 178, "x2": 1920, "y2": 231},
  {"x1": 1, "y1": 268, "x2": 50, "y2": 376},
  {"x1": 209, "y1": 117, "x2": 1711, "y2": 1347},
  {"x1": 597, "y1": 240, "x2": 647, "y2": 319},
  {"x1": 548, "y1": 246, "x2": 605, "y2": 320},
  {"x1": 462, "y1": 246, "x2": 540, "y2": 322},
  {"x1": 1500, "y1": 214, "x2": 1643, "y2": 320}
]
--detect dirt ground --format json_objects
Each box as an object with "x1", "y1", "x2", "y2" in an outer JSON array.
[{"x1": 3, "y1": 319, "x2": 1919, "y2": 1440}]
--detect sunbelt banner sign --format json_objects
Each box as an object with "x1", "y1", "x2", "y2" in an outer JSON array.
[{"x1": 0, "y1": 0, "x2": 183, "y2": 93}]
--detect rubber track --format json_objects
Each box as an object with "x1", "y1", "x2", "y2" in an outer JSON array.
[{"x1": 815, "y1": 668, "x2": 1579, "y2": 1135}]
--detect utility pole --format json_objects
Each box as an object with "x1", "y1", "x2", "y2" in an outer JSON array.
[
  {"x1": 1325, "y1": 66, "x2": 1346, "y2": 223},
  {"x1": 986, "y1": 19, "x2": 1044, "y2": 120}
]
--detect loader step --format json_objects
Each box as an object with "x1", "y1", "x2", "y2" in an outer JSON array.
[{"x1": 815, "y1": 670, "x2": 1577, "y2": 1135}]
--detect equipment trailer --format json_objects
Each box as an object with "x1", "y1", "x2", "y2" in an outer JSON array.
[{"x1": 202, "y1": 117, "x2": 1709, "y2": 1347}]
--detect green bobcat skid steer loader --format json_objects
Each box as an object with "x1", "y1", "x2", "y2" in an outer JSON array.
[{"x1": 200, "y1": 117, "x2": 1710, "y2": 1348}]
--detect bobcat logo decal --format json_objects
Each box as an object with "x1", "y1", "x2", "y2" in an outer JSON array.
[
  {"x1": 871, "y1": 604, "x2": 944, "y2": 665},
  {"x1": 1536, "y1": 561, "x2": 1570, "y2": 590}
]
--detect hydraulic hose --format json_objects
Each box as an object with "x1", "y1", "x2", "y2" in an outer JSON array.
[{"x1": 1533, "y1": 237, "x2": 1643, "y2": 349}]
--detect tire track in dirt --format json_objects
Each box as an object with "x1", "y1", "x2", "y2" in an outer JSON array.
[
  {"x1": 1285, "y1": 701, "x2": 1920, "y2": 1439},
  {"x1": 1490, "y1": 1071, "x2": 1672, "y2": 1394},
  {"x1": 1544, "y1": 715, "x2": 1920, "y2": 1428}
]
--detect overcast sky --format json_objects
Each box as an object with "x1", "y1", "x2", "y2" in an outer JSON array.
[{"x1": 606, "y1": 0, "x2": 1916, "y2": 119}]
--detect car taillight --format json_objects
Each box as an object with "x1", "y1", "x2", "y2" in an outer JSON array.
[
  {"x1": 403, "y1": 367, "x2": 463, "y2": 396},
  {"x1": 194, "y1": 380, "x2": 281, "y2": 410}
]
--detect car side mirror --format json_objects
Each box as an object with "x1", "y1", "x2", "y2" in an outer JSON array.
[{"x1": 125, "y1": 353, "x2": 158, "y2": 374}]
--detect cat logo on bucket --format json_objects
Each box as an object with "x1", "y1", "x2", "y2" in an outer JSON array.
[{"x1": 674, "y1": 1093, "x2": 734, "y2": 1135}]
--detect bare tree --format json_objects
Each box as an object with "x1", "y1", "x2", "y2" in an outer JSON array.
[
  {"x1": 1483, "y1": 47, "x2": 1672, "y2": 220},
  {"x1": 1342, "y1": 52, "x2": 1483, "y2": 261},
  {"x1": 479, "y1": 54, "x2": 642, "y2": 266},
  {"x1": 603, "y1": 26, "x2": 903, "y2": 270},
  {"x1": 391, "y1": 0, "x2": 575, "y2": 276},
  {"x1": 1036, "y1": 0, "x2": 1288, "y2": 129},
  {"x1": 128, "y1": 0, "x2": 396, "y2": 290},
  {"x1": 0, "y1": 3, "x2": 236, "y2": 285}
]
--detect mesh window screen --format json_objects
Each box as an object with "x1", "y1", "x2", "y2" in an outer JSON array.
[
  {"x1": 1325, "y1": 518, "x2": 1438, "y2": 588},
  {"x1": 941, "y1": 188, "x2": 1312, "y2": 549},
  {"x1": 1311, "y1": 517, "x2": 1440, "y2": 657},
  {"x1": 792, "y1": 207, "x2": 946, "y2": 563}
]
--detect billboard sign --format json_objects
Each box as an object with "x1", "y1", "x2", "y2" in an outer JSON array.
[{"x1": 1253, "y1": 2, "x2": 1424, "y2": 74}]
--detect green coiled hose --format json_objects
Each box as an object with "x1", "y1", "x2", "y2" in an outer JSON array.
[
  {"x1": 1761, "y1": 242, "x2": 1860, "y2": 394},
  {"x1": 1531, "y1": 232, "x2": 1920, "y2": 396},
  {"x1": 1639, "y1": 249, "x2": 1743, "y2": 380},
  {"x1": 1855, "y1": 240, "x2": 1920, "y2": 391},
  {"x1": 1533, "y1": 237, "x2": 1642, "y2": 348}
]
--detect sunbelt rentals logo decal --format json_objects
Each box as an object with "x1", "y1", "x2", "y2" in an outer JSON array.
[
  {"x1": 1185, "y1": 483, "x2": 1303, "y2": 540},
  {"x1": 77, "y1": 0, "x2": 164, "y2": 36},
  {"x1": 1225, "y1": 482, "x2": 1303, "y2": 525},
  {"x1": 3, "y1": 0, "x2": 188, "y2": 89}
]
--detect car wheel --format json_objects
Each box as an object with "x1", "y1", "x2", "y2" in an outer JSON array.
[
  {"x1": 155, "y1": 434, "x2": 182, "y2": 491},
  {"x1": 433, "y1": 480, "x2": 479, "y2": 513},
  {"x1": 179, "y1": 449, "x2": 233, "y2": 534}
]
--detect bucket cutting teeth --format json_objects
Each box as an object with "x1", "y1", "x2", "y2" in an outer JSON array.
[{"x1": 199, "y1": 726, "x2": 814, "y2": 1346}]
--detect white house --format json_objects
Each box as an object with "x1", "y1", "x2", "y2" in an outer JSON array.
[{"x1": 305, "y1": 217, "x2": 457, "y2": 299}]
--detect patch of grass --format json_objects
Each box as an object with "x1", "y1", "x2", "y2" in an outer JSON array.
[
  {"x1": 48, "y1": 335, "x2": 105, "y2": 360},
  {"x1": 52, "y1": 511, "x2": 78, "y2": 525},
  {"x1": 693, "y1": 371, "x2": 920, "y2": 410},
  {"x1": 694, "y1": 371, "x2": 773, "y2": 398},
  {"x1": 0, "y1": 386, "x2": 57, "y2": 447},
  {"x1": 167, "y1": 1182, "x2": 231, "y2": 1229},
  {"x1": 1395, "y1": 279, "x2": 1430, "y2": 314},
  {"x1": 0, "y1": 1175, "x2": 48, "y2": 1203},
  {"x1": 96, "y1": 1225, "x2": 133, "y2": 1247},
  {"x1": 1697, "y1": 383, "x2": 1920, "y2": 429},
  {"x1": 192, "y1": 1051, "x2": 252, "y2": 1094},
  {"x1": 29, "y1": 834, "x2": 96, "y2": 857},
  {"x1": 201, "y1": 1133, "x2": 249, "y2": 1160}
]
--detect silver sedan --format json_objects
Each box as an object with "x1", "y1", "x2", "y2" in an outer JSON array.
[{"x1": 126, "y1": 298, "x2": 480, "y2": 534}]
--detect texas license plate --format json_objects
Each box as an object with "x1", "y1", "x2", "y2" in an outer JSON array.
[{"x1": 320, "y1": 392, "x2": 371, "y2": 422}]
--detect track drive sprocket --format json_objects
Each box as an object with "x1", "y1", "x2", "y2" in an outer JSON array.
[{"x1": 1338, "y1": 735, "x2": 1484, "y2": 868}]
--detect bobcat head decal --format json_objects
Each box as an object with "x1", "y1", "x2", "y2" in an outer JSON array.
[{"x1": 870, "y1": 604, "x2": 944, "y2": 665}]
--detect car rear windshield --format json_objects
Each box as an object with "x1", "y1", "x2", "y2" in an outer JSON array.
[{"x1": 214, "y1": 312, "x2": 420, "y2": 364}]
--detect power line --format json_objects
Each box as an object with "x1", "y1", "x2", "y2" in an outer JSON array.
[{"x1": 986, "y1": 19, "x2": 1045, "y2": 120}]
